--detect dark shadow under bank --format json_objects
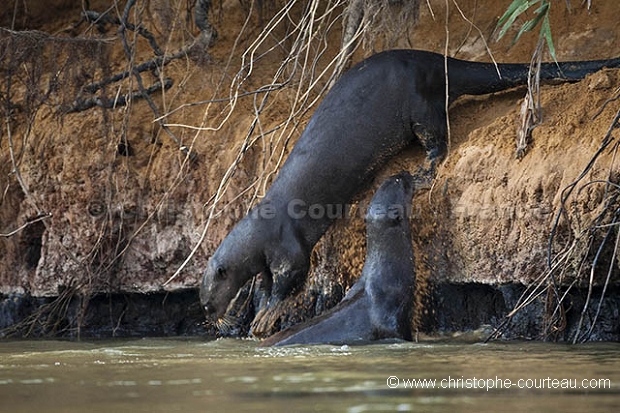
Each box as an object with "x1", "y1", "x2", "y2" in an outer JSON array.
[
  {"x1": 421, "y1": 283, "x2": 620, "y2": 342},
  {"x1": 0, "y1": 289, "x2": 213, "y2": 338},
  {"x1": 1, "y1": 283, "x2": 618, "y2": 341}
]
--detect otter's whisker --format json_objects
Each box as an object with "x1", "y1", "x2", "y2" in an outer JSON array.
[{"x1": 217, "y1": 314, "x2": 240, "y2": 336}]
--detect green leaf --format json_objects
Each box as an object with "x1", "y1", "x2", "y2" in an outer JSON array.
[
  {"x1": 497, "y1": 0, "x2": 537, "y2": 40},
  {"x1": 541, "y1": 12, "x2": 557, "y2": 62},
  {"x1": 512, "y1": 3, "x2": 548, "y2": 45},
  {"x1": 513, "y1": 11, "x2": 544, "y2": 44},
  {"x1": 533, "y1": 1, "x2": 549, "y2": 15},
  {"x1": 496, "y1": 0, "x2": 555, "y2": 61},
  {"x1": 498, "y1": 0, "x2": 529, "y2": 26}
]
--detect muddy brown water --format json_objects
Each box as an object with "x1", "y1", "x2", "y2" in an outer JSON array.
[{"x1": 0, "y1": 338, "x2": 618, "y2": 412}]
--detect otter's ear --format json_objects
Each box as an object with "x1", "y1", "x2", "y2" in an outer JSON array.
[{"x1": 216, "y1": 267, "x2": 227, "y2": 280}]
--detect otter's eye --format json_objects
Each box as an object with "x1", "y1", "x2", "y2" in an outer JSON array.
[{"x1": 216, "y1": 267, "x2": 226, "y2": 279}]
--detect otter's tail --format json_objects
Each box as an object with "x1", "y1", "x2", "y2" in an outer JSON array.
[{"x1": 448, "y1": 55, "x2": 620, "y2": 100}]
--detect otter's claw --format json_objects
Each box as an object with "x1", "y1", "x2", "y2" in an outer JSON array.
[{"x1": 250, "y1": 299, "x2": 286, "y2": 338}]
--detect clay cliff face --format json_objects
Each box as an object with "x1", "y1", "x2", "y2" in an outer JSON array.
[{"x1": 1, "y1": 0, "x2": 619, "y2": 338}]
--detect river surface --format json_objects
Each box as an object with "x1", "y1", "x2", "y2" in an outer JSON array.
[{"x1": 0, "y1": 338, "x2": 618, "y2": 412}]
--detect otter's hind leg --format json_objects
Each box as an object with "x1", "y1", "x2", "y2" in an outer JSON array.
[{"x1": 412, "y1": 116, "x2": 447, "y2": 188}]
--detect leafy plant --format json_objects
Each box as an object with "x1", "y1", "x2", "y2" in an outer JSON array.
[{"x1": 497, "y1": 0, "x2": 556, "y2": 61}]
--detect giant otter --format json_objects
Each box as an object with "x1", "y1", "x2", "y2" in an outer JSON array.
[
  {"x1": 200, "y1": 49, "x2": 620, "y2": 334},
  {"x1": 259, "y1": 171, "x2": 416, "y2": 346}
]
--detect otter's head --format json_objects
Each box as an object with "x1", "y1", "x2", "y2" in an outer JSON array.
[
  {"x1": 200, "y1": 216, "x2": 267, "y2": 323},
  {"x1": 365, "y1": 171, "x2": 414, "y2": 227}
]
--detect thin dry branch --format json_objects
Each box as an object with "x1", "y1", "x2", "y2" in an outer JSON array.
[
  {"x1": 165, "y1": 0, "x2": 356, "y2": 284},
  {"x1": 548, "y1": 107, "x2": 620, "y2": 268},
  {"x1": 489, "y1": 103, "x2": 620, "y2": 342},
  {"x1": 67, "y1": 78, "x2": 173, "y2": 112},
  {"x1": 82, "y1": 9, "x2": 164, "y2": 55},
  {"x1": 515, "y1": 38, "x2": 543, "y2": 159},
  {"x1": 0, "y1": 213, "x2": 51, "y2": 238}
]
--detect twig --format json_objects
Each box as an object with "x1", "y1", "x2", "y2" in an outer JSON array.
[
  {"x1": 67, "y1": 78, "x2": 173, "y2": 112},
  {"x1": 329, "y1": 0, "x2": 363, "y2": 88},
  {"x1": 0, "y1": 27, "x2": 115, "y2": 44},
  {"x1": 82, "y1": 9, "x2": 163, "y2": 55},
  {"x1": 451, "y1": 0, "x2": 500, "y2": 78},
  {"x1": 581, "y1": 219, "x2": 620, "y2": 342},
  {"x1": 4, "y1": 33, "x2": 45, "y2": 218},
  {"x1": 82, "y1": 48, "x2": 187, "y2": 95},
  {"x1": 0, "y1": 213, "x2": 51, "y2": 238},
  {"x1": 591, "y1": 87, "x2": 620, "y2": 121},
  {"x1": 165, "y1": 0, "x2": 351, "y2": 284},
  {"x1": 117, "y1": 0, "x2": 189, "y2": 156},
  {"x1": 157, "y1": 83, "x2": 289, "y2": 123},
  {"x1": 572, "y1": 211, "x2": 619, "y2": 342},
  {"x1": 548, "y1": 107, "x2": 620, "y2": 268},
  {"x1": 453, "y1": 0, "x2": 477, "y2": 56},
  {"x1": 443, "y1": 0, "x2": 451, "y2": 155},
  {"x1": 486, "y1": 241, "x2": 578, "y2": 342},
  {"x1": 515, "y1": 39, "x2": 543, "y2": 159}
]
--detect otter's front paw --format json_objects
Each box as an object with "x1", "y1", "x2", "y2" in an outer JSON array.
[{"x1": 250, "y1": 299, "x2": 286, "y2": 338}]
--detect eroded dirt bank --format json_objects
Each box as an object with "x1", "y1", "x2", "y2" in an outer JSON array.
[{"x1": 1, "y1": 0, "x2": 619, "y2": 340}]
